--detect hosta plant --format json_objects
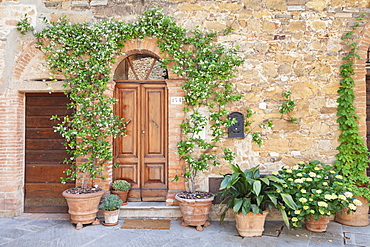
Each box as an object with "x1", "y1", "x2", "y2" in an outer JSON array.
[{"x1": 218, "y1": 164, "x2": 297, "y2": 227}]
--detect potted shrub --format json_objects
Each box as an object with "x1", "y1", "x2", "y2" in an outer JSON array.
[
  {"x1": 24, "y1": 16, "x2": 127, "y2": 230},
  {"x1": 275, "y1": 161, "x2": 361, "y2": 232},
  {"x1": 100, "y1": 194, "x2": 123, "y2": 226},
  {"x1": 218, "y1": 164, "x2": 297, "y2": 237},
  {"x1": 111, "y1": 180, "x2": 131, "y2": 205}
]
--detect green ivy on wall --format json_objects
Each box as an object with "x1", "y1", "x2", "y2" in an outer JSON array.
[
  {"x1": 334, "y1": 16, "x2": 370, "y2": 200},
  {"x1": 17, "y1": 8, "x2": 244, "y2": 189}
]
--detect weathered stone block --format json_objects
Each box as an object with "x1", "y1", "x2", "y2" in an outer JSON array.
[
  {"x1": 265, "y1": 0, "x2": 286, "y2": 11},
  {"x1": 205, "y1": 21, "x2": 226, "y2": 31}
]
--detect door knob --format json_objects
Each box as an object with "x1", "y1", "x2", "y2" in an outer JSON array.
[{"x1": 142, "y1": 130, "x2": 145, "y2": 134}]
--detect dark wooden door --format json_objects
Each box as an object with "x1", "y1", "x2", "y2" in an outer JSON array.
[
  {"x1": 25, "y1": 93, "x2": 74, "y2": 213},
  {"x1": 114, "y1": 82, "x2": 168, "y2": 201}
]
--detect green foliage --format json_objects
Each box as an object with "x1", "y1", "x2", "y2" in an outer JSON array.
[
  {"x1": 100, "y1": 194, "x2": 123, "y2": 211},
  {"x1": 334, "y1": 18, "x2": 370, "y2": 200},
  {"x1": 218, "y1": 164, "x2": 297, "y2": 227},
  {"x1": 17, "y1": 8, "x2": 299, "y2": 194},
  {"x1": 17, "y1": 8, "x2": 245, "y2": 191},
  {"x1": 112, "y1": 180, "x2": 131, "y2": 191},
  {"x1": 276, "y1": 161, "x2": 361, "y2": 229},
  {"x1": 244, "y1": 91, "x2": 298, "y2": 147},
  {"x1": 16, "y1": 14, "x2": 34, "y2": 35}
]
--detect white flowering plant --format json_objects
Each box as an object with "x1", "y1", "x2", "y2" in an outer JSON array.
[{"x1": 274, "y1": 160, "x2": 362, "y2": 228}]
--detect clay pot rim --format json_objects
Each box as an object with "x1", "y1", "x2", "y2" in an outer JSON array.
[
  {"x1": 175, "y1": 193, "x2": 214, "y2": 203},
  {"x1": 62, "y1": 189, "x2": 105, "y2": 199},
  {"x1": 235, "y1": 210, "x2": 269, "y2": 217}
]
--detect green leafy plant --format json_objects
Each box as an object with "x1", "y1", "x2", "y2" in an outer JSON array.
[
  {"x1": 275, "y1": 161, "x2": 361, "y2": 229},
  {"x1": 16, "y1": 9, "x2": 299, "y2": 197},
  {"x1": 243, "y1": 91, "x2": 298, "y2": 147},
  {"x1": 100, "y1": 194, "x2": 123, "y2": 211},
  {"x1": 112, "y1": 180, "x2": 131, "y2": 191},
  {"x1": 334, "y1": 15, "x2": 370, "y2": 200},
  {"x1": 218, "y1": 164, "x2": 297, "y2": 228},
  {"x1": 17, "y1": 9, "x2": 245, "y2": 194}
]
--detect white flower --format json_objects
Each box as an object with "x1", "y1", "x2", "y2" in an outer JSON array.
[
  {"x1": 301, "y1": 189, "x2": 306, "y2": 193},
  {"x1": 292, "y1": 165, "x2": 299, "y2": 170},
  {"x1": 353, "y1": 199, "x2": 362, "y2": 206},
  {"x1": 299, "y1": 198, "x2": 307, "y2": 203},
  {"x1": 318, "y1": 201, "x2": 328, "y2": 207},
  {"x1": 339, "y1": 195, "x2": 346, "y2": 200},
  {"x1": 294, "y1": 179, "x2": 304, "y2": 184},
  {"x1": 306, "y1": 178, "x2": 313, "y2": 182},
  {"x1": 324, "y1": 194, "x2": 333, "y2": 200},
  {"x1": 316, "y1": 190, "x2": 322, "y2": 194},
  {"x1": 309, "y1": 172, "x2": 316, "y2": 177},
  {"x1": 348, "y1": 204, "x2": 356, "y2": 210},
  {"x1": 297, "y1": 173, "x2": 303, "y2": 177},
  {"x1": 344, "y1": 192, "x2": 353, "y2": 198}
]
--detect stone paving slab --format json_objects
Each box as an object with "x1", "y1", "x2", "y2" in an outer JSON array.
[{"x1": 0, "y1": 217, "x2": 369, "y2": 247}]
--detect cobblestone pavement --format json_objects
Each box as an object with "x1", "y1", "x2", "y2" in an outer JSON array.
[{"x1": 0, "y1": 215, "x2": 369, "y2": 247}]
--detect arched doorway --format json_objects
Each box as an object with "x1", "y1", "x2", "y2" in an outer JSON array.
[{"x1": 113, "y1": 54, "x2": 168, "y2": 201}]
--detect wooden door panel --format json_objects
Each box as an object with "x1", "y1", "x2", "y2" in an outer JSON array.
[
  {"x1": 116, "y1": 86, "x2": 139, "y2": 156},
  {"x1": 25, "y1": 164, "x2": 71, "y2": 183},
  {"x1": 114, "y1": 82, "x2": 167, "y2": 201},
  {"x1": 145, "y1": 87, "x2": 164, "y2": 155},
  {"x1": 142, "y1": 84, "x2": 167, "y2": 199},
  {"x1": 25, "y1": 93, "x2": 74, "y2": 213},
  {"x1": 114, "y1": 84, "x2": 141, "y2": 200}
]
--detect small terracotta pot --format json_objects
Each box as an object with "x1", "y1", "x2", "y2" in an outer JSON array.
[
  {"x1": 175, "y1": 193, "x2": 214, "y2": 231},
  {"x1": 305, "y1": 215, "x2": 330, "y2": 232},
  {"x1": 102, "y1": 209, "x2": 120, "y2": 226},
  {"x1": 235, "y1": 210, "x2": 269, "y2": 237},
  {"x1": 335, "y1": 196, "x2": 369, "y2": 226},
  {"x1": 112, "y1": 190, "x2": 129, "y2": 205}
]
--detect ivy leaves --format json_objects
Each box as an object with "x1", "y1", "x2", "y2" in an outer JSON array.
[{"x1": 334, "y1": 17, "x2": 370, "y2": 200}]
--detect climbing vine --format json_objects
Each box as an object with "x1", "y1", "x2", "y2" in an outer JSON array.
[
  {"x1": 17, "y1": 8, "x2": 244, "y2": 190},
  {"x1": 18, "y1": 8, "x2": 299, "y2": 193},
  {"x1": 334, "y1": 15, "x2": 370, "y2": 200}
]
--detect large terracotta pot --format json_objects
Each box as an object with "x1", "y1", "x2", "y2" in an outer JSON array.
[
  {"x1": 335, "y1": 196, "x2": 369, "y2": 226},
  {"x1": 62, "y1": 189, "x2": 105, "y2": 229},
  {"x1": 235, "y1": 210, "x2": 269, "y2": 237},
  {"x1": 102, "y1": 209, "x2": 120, "y2": 226},
  {"x1": 111, "y1": 190, "x2": 129, "y2": 205},
  {"x1": 175, "y1": 193, "x2": 214, "y2": 231},
  {"x1": 305, "y1": 215, "x2": 330, "y2": 232}
]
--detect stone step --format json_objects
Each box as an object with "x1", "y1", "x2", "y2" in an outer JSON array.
[{"x1": 116, "y1": 202, "x2": 182, "y2": 220}]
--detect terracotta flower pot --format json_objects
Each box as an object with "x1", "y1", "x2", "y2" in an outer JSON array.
[
  {"x1": 62, "y1": 189, "x2": 105, "y2": 230},
  {"x1": 111, "y1": 190, "x2": 129, "y2": 205},
  {"x1": 305, "y1": 215, "x2": 330, "y2": 232},
  {"x1": 102, "y1": 209, "x2": 120, "y2": 226},
  {"x1": 234, "y1": 210, "x2": 269, "y2": 237},
  {"x1": 335, "y1": 196, "x2": 369, "y2": 226},
  {"x1": 175, "y1": 193, "x2": 214, "y2": 231}
]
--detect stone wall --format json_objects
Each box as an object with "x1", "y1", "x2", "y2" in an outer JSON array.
[{"x1": 0, "y1": 0, "x2": 370, "y2": 215}]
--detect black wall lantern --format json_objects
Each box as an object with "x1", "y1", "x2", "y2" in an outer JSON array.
[{"x1": 228, "y1": 112, "x2": 244, "y2": 138}]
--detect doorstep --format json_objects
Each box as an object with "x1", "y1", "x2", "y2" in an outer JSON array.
[{"x1": 101, "y1": 202, "x2": 183, "y2": 220}]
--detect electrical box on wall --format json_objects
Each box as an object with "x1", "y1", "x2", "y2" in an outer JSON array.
[{"x1": 228, "y1": 112, "x2": 244, "y2": 138}]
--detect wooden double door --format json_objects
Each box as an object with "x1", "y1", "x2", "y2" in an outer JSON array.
[{"x1": 114, "y1": 82, "x2": 168, "y2": 201}]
